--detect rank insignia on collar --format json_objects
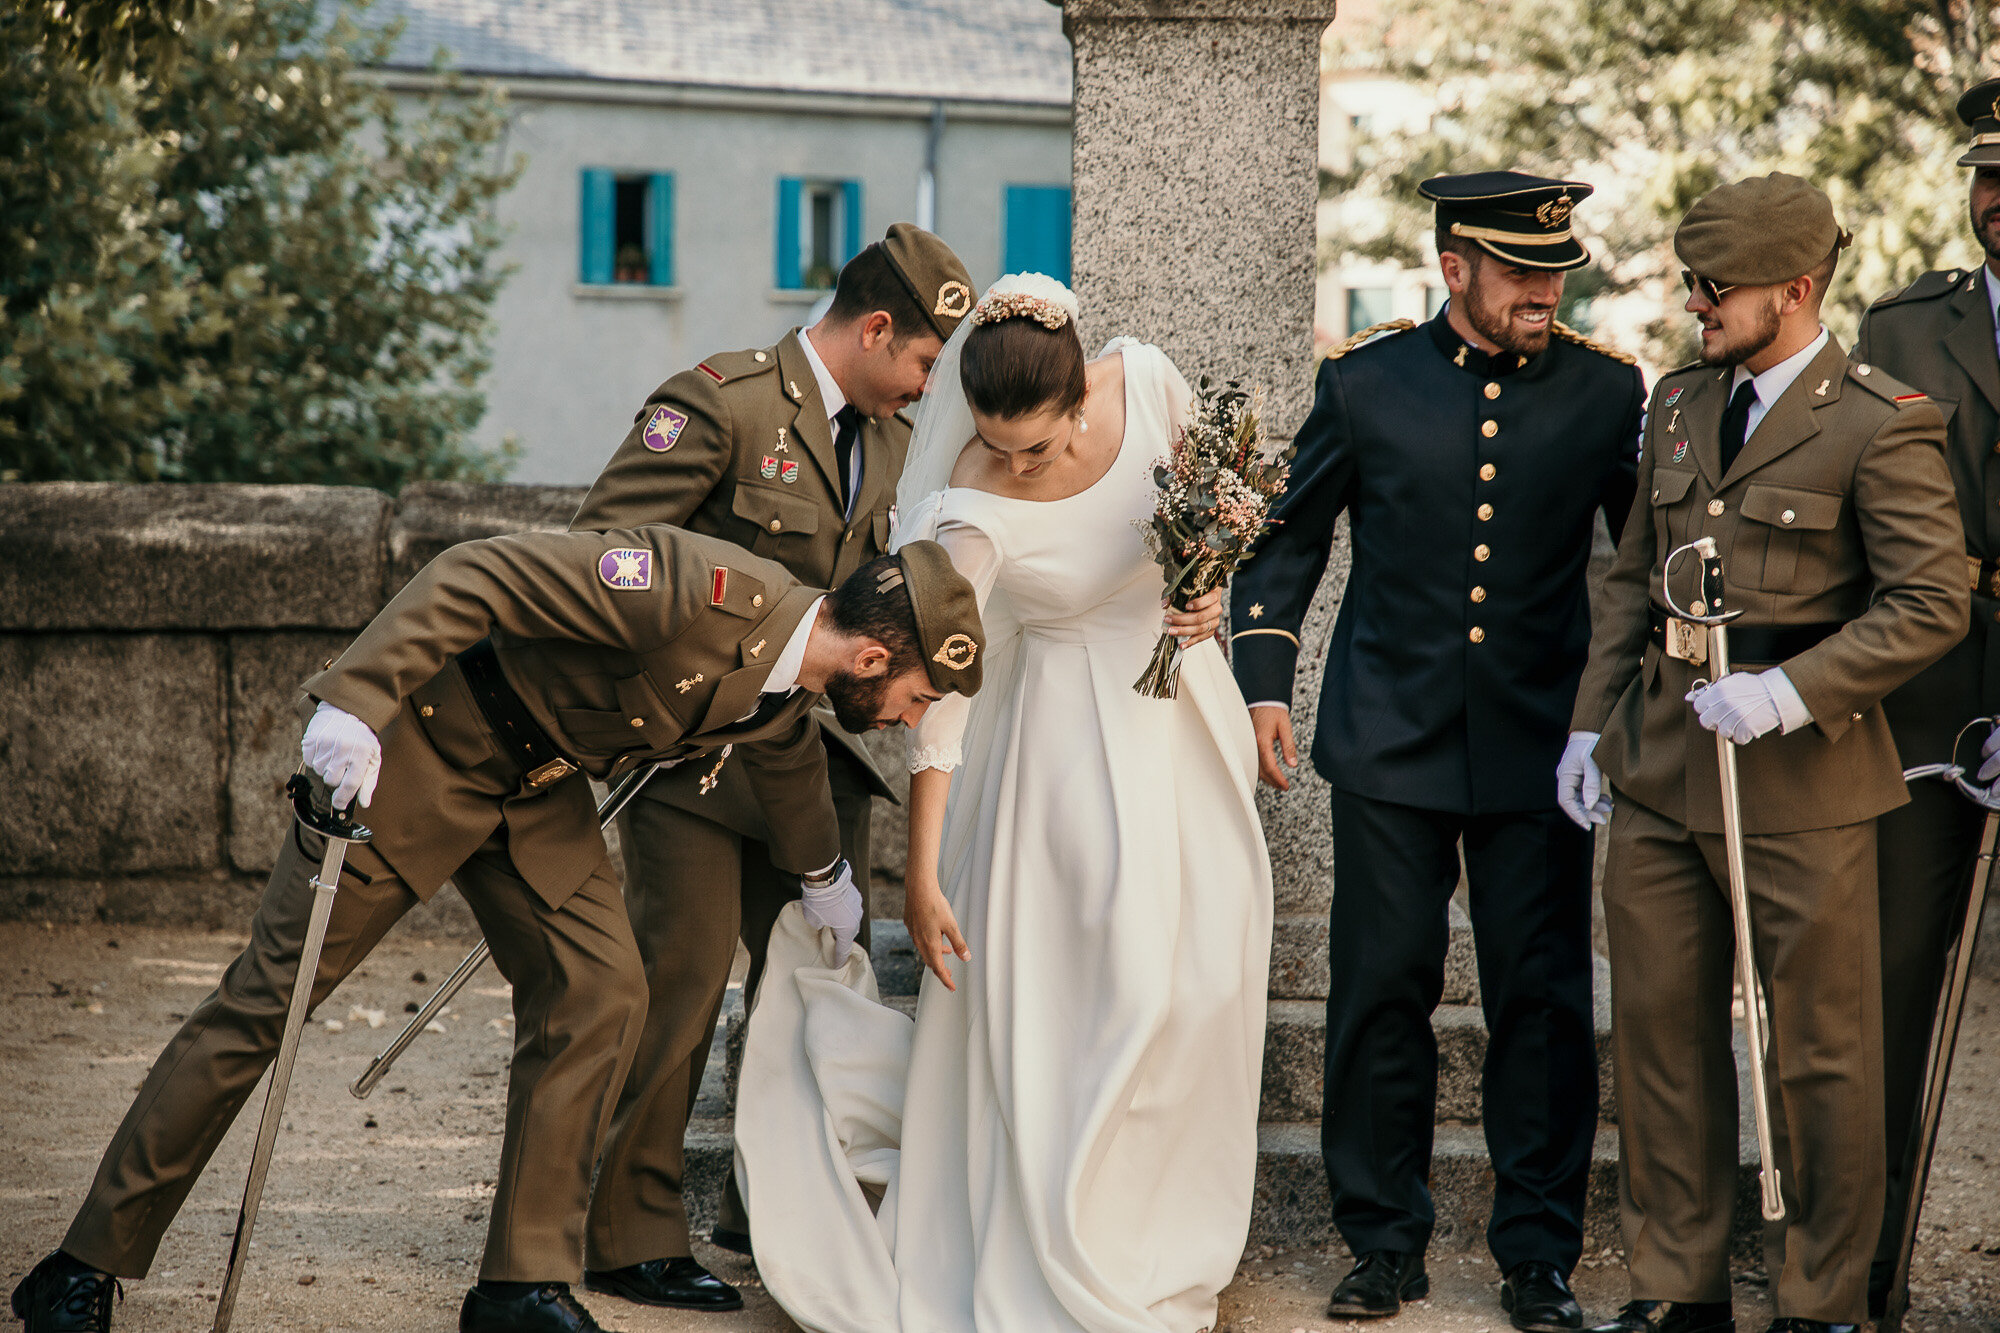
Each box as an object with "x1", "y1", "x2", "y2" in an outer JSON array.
[
  {"x1": 1672, "y1": 440, "x2": 1689, "y2": 463},
  {"x1": 749, "y1": 638, "x2": 766, "y2": 659},
  {"x1": 1665, "y1": 387, "x2": 1685, "y2": 407},
  {"x1": 643, "y1": 405, "x2": 688, "y2": 452},
  {"x1": 759, "y1": 455, "x2": 779, "y2": 479},
  {"x1": 598, "y1": 548, "x2": 652, "y2": 590},
  {"x1": 711, "y1": 567, "x2": 729, "y2": 605},
  {"x1": 779, "y1": 460, "x2": 800, "y2": 484},
  {"x1": 676, "y1": 673, "x2": 704, "y2": 693},
  {"x1": 1454, "y1": 344, "x2": 1468, "y2": 367},
  {"x1": 1815, "y1": 379, "x2": 1831, "y2": 396},
  {"x1": 788, "y1": 380, "x2": 802, "y2": 400}
]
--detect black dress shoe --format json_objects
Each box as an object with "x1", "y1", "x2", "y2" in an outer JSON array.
[
  {"x1": 459, "y1": 1282, "x2": 606, "y2": 1333},
  {"x1": 1326, "y1": 1250, "x2": 1429, "y2": 1318},
  {"x1": 1585, "y1": 1300, "x2": 1735, "y2": 1333},
  {"x1": 708, "y1": 1225, "x2": 753, "y2": 1257},
  {"x1": 1762, "y1": 1321, "x2": 1857, "y2": 1333},
  {"x1": 10, "y1": 1252, "x2": 122, "y2": 1333},
  {"x1": 584, "y1": 1257, "x2": 742, "y2": 1311},
  {"x1": 1503, "y1": 1261, "x2": 1583, "y2": 1332}
]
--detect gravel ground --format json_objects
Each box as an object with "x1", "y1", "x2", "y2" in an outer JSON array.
[{"x1": 4, "y1": 921, "x2": 1997, "y2": 1332}]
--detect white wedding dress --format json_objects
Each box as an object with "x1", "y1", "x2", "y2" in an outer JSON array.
[{"x1": 734, "y1": 339, "x2": 1273, "y2": 1333}]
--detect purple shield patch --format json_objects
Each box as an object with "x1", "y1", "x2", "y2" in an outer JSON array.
[
  {"x1": 598, "y1": 548, "x2": 653, "y2": 590},
  {"x1": 643, "y1": 406, "x2": 689, "y2": 453}
]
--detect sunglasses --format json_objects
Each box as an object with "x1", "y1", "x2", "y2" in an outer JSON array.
[{"x1": 1679, "y1": 269, "x2": 1740, "y2": 305}]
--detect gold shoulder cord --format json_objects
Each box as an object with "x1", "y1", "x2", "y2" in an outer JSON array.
[
  {"x1": 1323, "y1": 318, "x2": 1417, "y2": 362},
  {"x1": 1550, "y1": 320, "x2": 1637, "y2": 366}
]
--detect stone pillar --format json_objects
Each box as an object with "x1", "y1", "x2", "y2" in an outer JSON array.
[{"x1": 1061, "y1": 0, "x2": 1336, "y2": 437}]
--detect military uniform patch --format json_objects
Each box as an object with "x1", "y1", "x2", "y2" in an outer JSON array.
[
  {"x1": 1672, "y1": 440, "x2": 1689, "y2": 463},
  {"x1": 711, "y1": 567, "x2": 729, "y2": 605},
  {"x1": 642, "y1": 405, "x2": 688, "y2": 453},
  {"x1": 598, "y1": 548, "x2": 652, "y2": 590},
  {"x1": 697, "y1": 362, "x2": 726, "y2": 384},
  {"x1": 1665, "y1": 387, "x2": 1685, "y2": 407},
  {"x1": 780, "y1": 460, "x2": 800, "y2": 484},
  {"x1": 760, "y1": 456, "x2": 779, "y2": 479}
]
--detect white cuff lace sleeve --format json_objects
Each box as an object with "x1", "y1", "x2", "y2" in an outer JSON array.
[{"x1": 905, "y1": 514, "x2": 1001, "y2": 774}]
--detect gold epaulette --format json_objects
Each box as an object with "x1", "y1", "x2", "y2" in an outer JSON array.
[
  {"x1": 1322, "y1": 318, "x2": 1416, "y2": 361},
  {"x1": 1550, "y1": 320, "x2": 1637, "y2": 366}
]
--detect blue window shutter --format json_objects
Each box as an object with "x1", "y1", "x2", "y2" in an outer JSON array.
[
  {"x1": 841, "y1": 179, "x2": 863, "y2": 263},
  {"x1": 1003, "y1": 185, "x2": 1072, "y2": 284},
  {"x1": 579, "y1": 168, "x2": 614, "y2": 284},
  {"x1": 647, "y1": 173, "x2": 675, "y2": 288},
  {"x1": 776, "y1": 177, "x2": 802, "y2": 289}
]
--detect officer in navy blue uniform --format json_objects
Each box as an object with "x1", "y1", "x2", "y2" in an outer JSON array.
[{"x1": 1230, "y1": 172, "x2": 1643, "y2": 1330}]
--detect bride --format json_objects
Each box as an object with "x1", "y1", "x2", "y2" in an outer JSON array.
[{"x1": 733, "y1": 273, "x2": 1274, "y2": 1332}]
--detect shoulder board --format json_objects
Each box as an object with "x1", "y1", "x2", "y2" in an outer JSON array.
[
  {"x1": 1848, "y1": 361, "x2": 1925, "y2": 405},
  {"x1": 1322, "y1": 318, "x2": 1416, "y2": 361},
  {"x1": 1550, "y1": 320, "x2": 1637, "y2": 366},
  {"x1": 691, "y1": 345, "x2": 782, "y2": 388},
  {"x1": 1868, "y1": 268, "x2": 1970, "y2": 310}
]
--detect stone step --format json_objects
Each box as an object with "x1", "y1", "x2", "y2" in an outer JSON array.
[{"x1": 1269, "y1": 899, "x2": 1480, "y2": 1004}]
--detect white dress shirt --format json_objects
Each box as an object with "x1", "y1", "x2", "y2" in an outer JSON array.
[
  {"x1": 1728, "y1": 325, "x2": 1830, "y2": 443},
  {"x1": 757, "y1": 595, "x2": 823, "y2": 699},
  {"x1": 800, "y1": 331, "x2": 863, "y2": 513}
]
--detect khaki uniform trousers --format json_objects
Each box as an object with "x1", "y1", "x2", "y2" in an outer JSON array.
[
  {"x1": 62, "y1": 809, "x2": 646, "y2": 1284},
  {"x1": 1602, "y1": 793, "x2": 1884, "y2": 1325},
  {"x1": 583, "y1": 748, "x2": 874, "y2": 1268}
]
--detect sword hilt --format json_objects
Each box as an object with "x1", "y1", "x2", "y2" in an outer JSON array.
[
  {"x1": 286, "y1": 774, "x2": 373, "y2": 842},
  {"x1": 1661, "y1": 536, "x2": 1745, "y2": 628}
]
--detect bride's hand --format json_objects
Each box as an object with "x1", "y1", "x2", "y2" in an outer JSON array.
[
  {"x1": 1164, "y1": 587, "x2": 1224, "y2": 648},
  {"x1": 905, "y1": 880, "x2": 971, "y2": 991}
]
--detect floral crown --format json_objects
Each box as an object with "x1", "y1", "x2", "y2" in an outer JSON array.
[{"x1": 970, "y1": 291, "x2": 1071, "y2": 331}]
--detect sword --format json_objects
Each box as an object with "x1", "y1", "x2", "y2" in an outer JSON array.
[
  {"x1": 349, "y1": 761, "x2": 662, "y2": 1099},
  {"x1": 212, "y1": 776, "x2": 371, "y2": 1333},
  {"x1": 1880, "y1": 719, "x2": 2000, "y2": 1333},
  {"x1": 1662, "y1": 535, "x2": 1785, "y2": 1222}
]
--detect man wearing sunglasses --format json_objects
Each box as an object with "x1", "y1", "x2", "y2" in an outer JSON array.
[
  {"x1": 1561, "y1": 174, "x2": 1967, "y2": 1333},
  {"x1": 1849, "y1": 76, "x2": 2000, "y2": 1320}
]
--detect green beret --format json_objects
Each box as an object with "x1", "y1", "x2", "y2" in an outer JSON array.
[
  {"x1": 1955, "y1": 77, "x2": 2000, "y2": 167},
  {"x1": 888, "y1": 539, "x2": 985, "y2": 696},
  {"x1": 880, "y1": 223, "x2": 975, "y2": 342},
  {"x1": 1674, "y1": 173, "x2": 1851, "y2": 287}
]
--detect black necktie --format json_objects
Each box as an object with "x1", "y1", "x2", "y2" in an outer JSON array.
[
  {"x1": 1719, "y1": 379, "x2": 1757, "y2": 474},
  {"x1": 833, "y1": 404, "x2": 860, "y2": 511}
]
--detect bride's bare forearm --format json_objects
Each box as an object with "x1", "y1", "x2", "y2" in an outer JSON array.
[{"x1": 905, "y1": 766, "x2": 952, "y2": 891}]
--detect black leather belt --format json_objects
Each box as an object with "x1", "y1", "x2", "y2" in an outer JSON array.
[
  {"x1": 1647, "y1": 607, "x2": 1842, "y2": 664},
  {"x1": 456, "y1": 638, "x2": 579, "y2": 788}
]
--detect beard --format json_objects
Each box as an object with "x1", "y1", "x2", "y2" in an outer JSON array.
[
  {"x1": 1463, "y1": 268, "x2": 1556, "y2": 357},
  {"x1": 1971, "y1": 197, "x2": 2000, "y2": 265},
  {"x1": 824, "y1": 667, "x2": 893, "y2": 733},
  {"x1": 1698, "y1": 291, "x2": 1783, "y2": 368}
]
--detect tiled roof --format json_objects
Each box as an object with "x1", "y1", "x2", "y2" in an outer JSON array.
[{"x1": 355, "y1": 0, "x2": 1073, "y2": 107}]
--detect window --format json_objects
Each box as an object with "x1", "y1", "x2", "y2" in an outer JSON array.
[
  {"x1": 1003, "y1": 185, "x2": 1071, "y2": 284},
  {"x1": 1346, "y1": 286, "x2": 1395, "y2": 334},
  {"x1": 580, "y1": 169, "x2": 673, "y2": 286},
  {"x1": 777, "y1": 178, "x2": 863, "y2": 289}
]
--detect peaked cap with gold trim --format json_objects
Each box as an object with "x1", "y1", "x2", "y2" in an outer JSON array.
[
  {"x1": 877, "y1": 222, "x2": 976, "y2": 342},
  {"x1": 1420, "y1": 171, "x2": 1594, "y2": 271},
  {"x1": 1956, "y1": 77, "x2": 2000, "y2": 167}
]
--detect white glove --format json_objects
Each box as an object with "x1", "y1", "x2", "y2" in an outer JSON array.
[
  {"x1": 301, "y1": 701, "x2": 381, "y2": 810},
  {"x1": 1687, "y1": 671, "x2": 1783, "y2": 746},
  {"x1": 1978, "y1": 723, "x2": 2000, "y2": 783},
  {"x1": 800, "y1": 859, "x2": 863, "y2": 965},
  {"x1": 1556, "y1": 730, "x2": 1611, "y2": 829}
]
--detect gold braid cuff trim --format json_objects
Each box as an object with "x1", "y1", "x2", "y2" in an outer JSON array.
[
  {"x1": 1232, "y1": 627, "x2": 1301, "y2": 647},
  {"x1": 1323, "y1": 318, "x2": 1416, "y2": 361},
  {"x1": 1551, "y1": 319, "x2": 1636, "y2": 366}
]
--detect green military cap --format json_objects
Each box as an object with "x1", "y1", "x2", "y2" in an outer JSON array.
[
  {"x1": 1956, "y1": 78, "x2": 2000, "y2": 166},
  {"x1": 884, "y1": 539, "x2": 985, "y2": 696},
  {"x1": 1419, "y1": 170, "x2": 1594, "y2": 270},
  {"x1": 879, "y1": 222, "x2": 976, "y2": 342},
  {"x1": 1674, "y1": 172, "x2": 1852, "y2": 287}
]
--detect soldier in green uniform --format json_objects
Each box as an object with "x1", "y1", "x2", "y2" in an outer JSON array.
[
  {"x1": 8, "y1": 524, "x2": 986, "y2": 1333},
  {"x1": 1849, "y1": 76, "x2": 2000, "y2": 1317},
  {"x1": 566, "y1": 224, "x2": 975, "y2": 1308},
  {"x1": 1561, "y1": 175, "x2": 1967, "y2": 1333}
]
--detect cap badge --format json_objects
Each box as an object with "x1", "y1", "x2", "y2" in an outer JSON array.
[
  {"x1": 934, "y1": 281, "x2": 972, "y2": 319},
  {"x1": 598, "y1": 548, "x2": 652, "y2": 591},
  {"x1": 1536, "y1": 194, "x2": 1575, "y2": 228},
  {"x1": 1672, "y1": 439, "x2": 1689, "y2": 463},
  {"x1": 1989, "y1": 92, "x2": 2000, "y2": 120},
  {"x1": 779, "y1": 460, "x2": 800, "y2": 484},
  {"x1": 932, "y1": 632, "x2": 978, "y2": 671},
  {"x1": 643, "y1": 405, "x2": 689, "y2": 453},
  {"x1": 759, "y1": 455, "x2": 779, "y2": 479}
]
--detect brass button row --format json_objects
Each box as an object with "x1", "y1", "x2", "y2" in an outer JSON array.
[
  {"x1": 1470, "y1": 586, "x2": 1486, "y2": 603},
  {"x1": 1473, "y1": 544, "x2": 1491, "y2": 562},
  {"x1": 1477, "y1": 503, "x2": 1494, "y2": 522},
  {"x1": 1480, "y1": 420, "x2": 1499, "y2": 438},
  {"x1": 1480, "y1": 463, "x2": 1497, "y2": 481},
  {"x1": 1469, "y1": 626, "x2": 1486, "y2": 643},
  {"x1": 1484, "y1": 383, "x2": 1501, "y2": 400}
]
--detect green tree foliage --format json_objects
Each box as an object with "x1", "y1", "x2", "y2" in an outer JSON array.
[
  {"x1": 1325, "y1": 2, "x2": 1992, "y2": 364},
  {"x1": 0, "y1": 0, "x2": 520, "y2": 486},
  {"x1": 15, "y1": 0, "x2": 210, "y2": 81}
]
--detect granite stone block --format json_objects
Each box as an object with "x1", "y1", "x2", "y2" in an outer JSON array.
[{"x1": 386, "y1": 481, "x2": 588, "y2": 597}]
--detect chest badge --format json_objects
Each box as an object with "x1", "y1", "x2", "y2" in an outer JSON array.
[
  {"x1": 779, "y1": 460, "x2": 800, "y2": 484},
  {"x1": 676, "y1": 673, "x2": 704, "y2": 693},
  {"x1": 759, "y1": 455, "x2": 779, "y2": 479},
  {"x1": 1672, "y1": 440, "x2": 1689, "y2": 463},
  {"x1": 1666, "y1": 407, "x2": 1681, "y2": 433},
  {"x1": 642, "y1": 405, "x2": 689, "y2": 453},
  {"x1": 1665, "y1": 387, "x2": 1685, "y2": 408},
  {"x1": 774, "y1": 427, "x2": 790, "y2": 453},
  {"x1": 598, "y1": 548, "x2": 653, "y2": 591}
]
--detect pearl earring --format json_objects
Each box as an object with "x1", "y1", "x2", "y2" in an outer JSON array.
[{"x1": 1078, "y1": 417, "x2": 1090, "y2": 433}]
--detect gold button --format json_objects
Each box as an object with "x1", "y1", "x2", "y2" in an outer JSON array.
[
  {"x1": 752, "y1": 594, "x2": 764, "y2": 607},
  {"x1": 1469, "y1": 626, "x2": 1486, "y2": 643},
  {"x1": 1484, "y1": 383, "x2": 1501, "y2": 400},
  {"x1": 1781, "y1": 509, "x2": 1796, "y2": 524},
  {"x1": 1477, "y1": 503, "x2": 1494, "y2": 521},
  {"x1": 420, "y1": 705, "x2": 435, "y2": 718},
  {"x1": 630, "y1": 717, "x2": 645, "y2": 728},
  {"x1": 1470, "y1": 586, "x2": 1486, "y2": 603},
  {"x1": 768, "y1": 519, "x2": 782, "y2": 532},
  {"x1": 754, "y1": 351, "x2": 768, "y2": 362},
  {"x1": 1474, "y1": 544, "x2": 1491, "y2": 562},
  {"x1": 1707, "y1": 499, "x2": 1726, "y2": 516},
  {"x1": 1858, "y1": 364, "x2": 1872, "y2": 376},
  {"x1": 1481, "y1": 420, "x2": 1499, "y2": 438},
  {"x1": 1480, "y1": 463, "x2": 1497, "y2": 481}
]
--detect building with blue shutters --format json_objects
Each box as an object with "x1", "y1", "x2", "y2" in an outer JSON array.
[{"x1": 357, "y1": 0, "x2": 1073, "y2": 483}]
